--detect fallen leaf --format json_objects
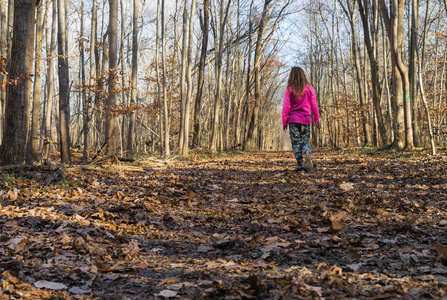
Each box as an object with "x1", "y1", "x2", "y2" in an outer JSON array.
[
  {"x1": 340, "y1": 182, "x2": 354, "y2": 192},
  {"x1": 331, "y1": 219, "x2": 344, "y2": 232},
  {"x1": 34, "y1": 280, "x2": 67, "y2": 290},
  {"x1": 157, "y1": 277, "x2": 177, "y2": 287},
  {"x1": 155, "y1": 290, "x2": 178, "y2": 298}
]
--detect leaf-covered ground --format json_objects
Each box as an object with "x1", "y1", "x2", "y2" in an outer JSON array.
[{"x1": 1, "y1": 149, "x2": 447, "y2": 299}]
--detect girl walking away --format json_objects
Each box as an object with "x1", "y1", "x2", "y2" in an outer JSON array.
[{"x1": 282, "y1": 67, "x2": 320, "y2": 172}]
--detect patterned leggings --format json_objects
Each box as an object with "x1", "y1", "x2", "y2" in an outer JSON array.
[{"x1": 289, "y1": 123, "x2": 311, "y2": 166}]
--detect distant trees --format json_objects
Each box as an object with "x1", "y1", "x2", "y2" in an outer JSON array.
[{"x1": 0, "y1": 0, "x2": 445, "y2": 166}]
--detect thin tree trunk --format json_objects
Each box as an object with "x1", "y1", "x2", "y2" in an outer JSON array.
[
  {"x1": 181, "y1": 0, "x2": 197, "y2": 155},
  {"x1": 210, "y1": 0, "x2": 231, "y2": 152},
  {"x1": 192, "y1": 0, "x2": 209, "y2": 148},
  {"x1": 156, "y1": 0, "x2": 163, "y2": 155},
  {"x1": 0, "y1": 0, "x2": 36, "y2": 165},
  {"x1": 179, "y1": 0, "x2": 188, "y2": 149},
  {"x1": 162, "y1": 0, "x2": 170, "y2": 156},
  {"x1": 417, "y1": 59, "x2": 436, "y2": 155},
  {"x1": 246, "y1": 0, "x2": 272, "y2": 149},
  {"x1": 106, "y1": 0, "x2": 118, "y2": 155},
  {"x1": 0, "y1": 0, "x2": 7, "y2": 140},
  {"x1": 409, "y1": 0, "x2": 420, "y2": 146},
  {"x1": 29, "y1": 0, "x2": 44, "y2": 162},
  {"x1": 43, "y1": 0, "x2": 56, "y2": 162},
  {"x1": 127, "y1": 0, "x2": 138, "y2": 159},
  {"x1": 57, "y1": 0, "x2": 71, "y2": 163},
  {"x1": 85, "y1": 0, "x2": 96, "y2": 161}
]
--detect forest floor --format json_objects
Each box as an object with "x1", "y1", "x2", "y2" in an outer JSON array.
[{"x1": 1, "y1": 149, "x2": 447, "y2": 299}]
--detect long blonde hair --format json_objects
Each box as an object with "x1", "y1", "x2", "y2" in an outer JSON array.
[{"x1": 287, "y1": 67, "x2": 308, "y2": 98}]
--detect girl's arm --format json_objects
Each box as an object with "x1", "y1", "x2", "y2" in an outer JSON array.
[
  {"x1": 309, "y1": 85, "x2": 320, "y2": 123},
  {"x1": 282, "y1": 87, "x2": 291, "y2": 127}
]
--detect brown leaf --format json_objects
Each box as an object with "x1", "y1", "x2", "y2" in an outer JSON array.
[
  {"x1": 157, "y1": 277, "x2": 176, "y2": 287},
  {"x1": 186, "y1": 188, "x2": 195, "y2": 199},
  {"x1": 331, "y1": 219, "x2": 344, "y2": 232}
]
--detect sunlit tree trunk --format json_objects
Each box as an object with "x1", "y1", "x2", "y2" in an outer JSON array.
[
  {"x1": 210, "y1": 0, "x2": 231, "y2": 152},
  {"x1": 57, "y1": 0, "x2": 71, "y2": 163},
  {"x1": 106, "y1": 0, "x2": 118, "y2": 155},
  {"x1": 162, "y1": 0, "x2": 170, "y2": 156},
  {"x1": 42, "y1": 0, "x2": 56, "y2": 162},
  {"x1": 246, "y1": 0, "x2": 272, "y2": 149},
  {"x1": 85, "y1": 0, "x2": 97, "y2": 161},
  {"x1": 0, "y1": 0, "x2": 36, "y2": 165},
  {"x1": 378, "y1": 0, "x2": 406, "y2": 149},
  {"x1": 127, "y1": 0, "x2": 138, "y2": 159},
  {"x1": 409, "y1": 0, "x2": 420, "y2": 146},
  {"x1": 29, "y1": 0, "x2": 44, "y2": 162},
  {"x1": 192, "y1": 0, "x2": 209, "y2": 148},
  {"x1": 156, "y1": 0, "x2": 163, "y2": 155},
  {"x1": 357, "y1": 0, "x2": 388, "y2": 146},
  {"x1": 179, "y1": 0, "x2": 188, "y2": 149},
  {"x1": 181, "y1": 0, "x2": 197, "y2": 155}
]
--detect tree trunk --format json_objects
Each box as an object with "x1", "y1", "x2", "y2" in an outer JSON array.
[
  {"x1": 210, "y1": 0, "x2": 231, "y2": 152},
  {"x1": 162, "y1": 0, "x2": 170, "y2": 156},
  {"x1": 43, "y1": 0, "x2": 56, "y2": 162},
  {"x1": 192, "y1": 0, "x2": 209, "y2": 148},
  {"x1": 181, "y1": 0, "x2": 197, "y2": 155},
  {"x1": 0, "y1": 0, "x2": 7, "y2": 140},
  {"x1": 156, "y1": 0, "x2": 163, "y2": 155},
  {"x1": 127, "y1": 0, "x2": 138, "y2": 159},
  {"x1": 29, "y1": 0, "x2": 44, "y2": 162},
  {"x1": 179, "y1": 0, "x2": 188, "y2": 149},
  {"x1": 0, "y1": 0, "x2": 36, "y2": 165},
  {"x1": 417, "y1": 59, "x2": 436, "y2": 155},
  {"x1": 246, "y1": 0, "x2": 272, "y2": 149},
  {"x1": 357, "y1": 0, "x2": 388, "y2": 146},
  {"x1": 390, "y1": 0, "x2": 414, "y2": 149},
  {"x1": 106, "y1": 0, "x2": 118, "y2": 155},
  {"x1": 85, "y1": 0, "x2": 97, "y2": 161},
  {"x1": 409, "y1": 0, "x2": 420, "y2": 146},
  {"x1": 378, "y1": 0, "x2": 406, "y2": 149},
  {"x1": 57, "y1": 0, "x2": 71, "y2": 163}
]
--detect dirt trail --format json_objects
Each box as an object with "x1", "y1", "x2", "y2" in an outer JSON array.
[{"x1": 1, "y1": 150, "x2": 447, "y2": 299}]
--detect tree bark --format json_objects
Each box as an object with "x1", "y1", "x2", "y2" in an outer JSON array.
[
  {"x1": 378, "y1": 0, "x2": 406, "y2": 149},
  {"x1": 356, "y1": 0, "x2": 388, "y2": 146},
  {"x1": 210, "y1": 0, "x2": 231, "y2": 152},
  {"x1": 0, "y1": 0, "x2": 36, "y2": 165},
  {"x1": 29, "y1": 0, "x2": 44, "y2": 162},
  {"x1": 181, "y1": 0, "x2": 197, "y2": 155},
  {"x1": 0, "y1": 0, "x2": 7, "y2": 140},
  {"x1": 156, "y1": 0, "x2": 163, "y2": 155},
  {"x1": 179, "y1": 0, "x2": 188, "y2": 149},
  {"x1": 192, "y1": 0, "x2": 209, "y2": 148},
  {"x1": 127, "y1": 0, "x2": 138, "y2": 159},
  {"x1": 42, "y1": 0, "x2": 56, "y2": 162},
  {"x1": 57, "y1": 0, "x2": 71, "y2": 163},
  {"x1": 246, "y1": 0, "x2": 272, "y2": 149},
  {"x1": 162, "y1": 0, "x2": 170, "y2": 156},
  {"x1": 85, "y1": 0, "x2": 97, "y2": 161},
  {"x1": 106, "y1": 0, "x2": 118, "y2": 155},
  {"x1": 409, "y1": 0, "x2": 420, "y2": 146}
]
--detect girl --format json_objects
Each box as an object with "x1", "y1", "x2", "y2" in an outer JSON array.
[{"x1": 282, "y1": 67, "x2": 320, "y2": 172}]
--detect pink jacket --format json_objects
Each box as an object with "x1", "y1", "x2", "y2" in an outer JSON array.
[{"x1": 282, "y1": 84, "x2": 320, "y2": 126}]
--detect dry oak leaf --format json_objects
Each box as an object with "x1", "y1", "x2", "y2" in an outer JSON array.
[
  {"x1": 34, "y1": 280, "x2": 68, "y2": 290},
  {"x1": 157, "y1": 277, "x2": 177, "y2": 287},
  {"x1": 340, "y1": 182, "x2": 354, "y2": 192}
]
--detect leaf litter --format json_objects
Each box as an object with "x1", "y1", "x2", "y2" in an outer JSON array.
[{"x1": 0, "y1": 149, "x2": 447, "y2": 299}]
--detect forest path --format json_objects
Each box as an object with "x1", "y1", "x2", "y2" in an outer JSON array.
[{"x1": 1, "y1": 150, "x2": 447, "y2": 299}]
